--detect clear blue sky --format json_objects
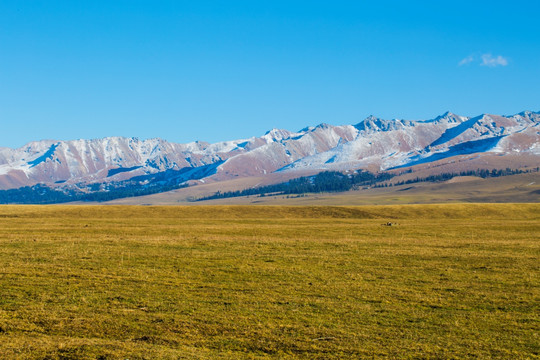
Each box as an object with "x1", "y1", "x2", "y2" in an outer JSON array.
[{"x1": 1, "y1": 1, "x2": 539, "y2": 148}]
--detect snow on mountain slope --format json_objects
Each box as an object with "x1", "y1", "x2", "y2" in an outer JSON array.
[
  {"x1": 278, "y1": 111, "x2": 540, "y2": 172},
  {"x1": 0, "y1": 111, "x2": 538, "y2": 190},
  {"x1": 215, "y1": 123, "x2": 359, "y2": 178}
]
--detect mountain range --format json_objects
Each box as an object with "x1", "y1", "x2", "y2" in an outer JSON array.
[{"x1": 1, "y1": 111, "x2": 539, "y2": 198}]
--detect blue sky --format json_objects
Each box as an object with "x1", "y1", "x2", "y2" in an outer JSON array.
[{"x1": 1, "y1": 1, "x2": 539, "y2": 148}]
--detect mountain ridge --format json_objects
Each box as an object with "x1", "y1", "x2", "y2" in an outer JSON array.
[{"x1": 0, "y1": 111, "x2": 538, "y2": 194}]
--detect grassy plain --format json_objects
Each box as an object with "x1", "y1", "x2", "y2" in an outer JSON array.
[
  {"x1": 0, "y1": 204, "x2": 539, "y2": 359},
  {"x1": 106, "y1": 172, "x2": 540, "y2": 205}
]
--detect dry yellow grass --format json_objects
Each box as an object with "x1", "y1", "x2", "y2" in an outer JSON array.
[{"x1": 0, "y1": 204, "x2": 538, "y2": 359}]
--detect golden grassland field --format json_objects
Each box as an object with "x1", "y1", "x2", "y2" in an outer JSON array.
[{"x1": 0, "y1": 204, "x2": 538, "y2": 359}]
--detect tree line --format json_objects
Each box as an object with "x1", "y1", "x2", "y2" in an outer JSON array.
[
  {"x1": 1, "y1": 166, "x2": 536, "y2": 204},
  {"x1": 378, "y1": 167, "x2": 538, "y2": 187},
  {"x1": 197, "y1": 167, "x2": 538, "y2": 201},
  {"x1": 195, "y1": 170, "x2": 394, "y2": 201},
  {"x1": 0, "y1": 180, "x2": 188, "y2": 204}
]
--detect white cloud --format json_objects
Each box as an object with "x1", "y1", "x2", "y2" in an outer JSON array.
[
  {"x1": 458, "y1": 55, "x2": 475, "y2": 66},
  {"x1": 480, "y1": 54, "x2": 508, "y2": 67},
  {"x1": 458, "y1": 53, "x2": 509, "y2": 67}
]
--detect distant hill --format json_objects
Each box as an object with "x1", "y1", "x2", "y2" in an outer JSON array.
[{"x1": 0, "y1": 110, "x2": 538, "y2": 203}]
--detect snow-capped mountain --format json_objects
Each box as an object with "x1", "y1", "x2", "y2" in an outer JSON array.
[
  {"x1": 0, "y1": 111, "x2": 538, "y2": 190},
  {"x1": 281, "y1": 111, "x2": 540, "y2": 172}
]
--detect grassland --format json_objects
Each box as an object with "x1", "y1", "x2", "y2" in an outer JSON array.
[
  {"x1": 0, "y1": 204, "x2": 538, "y2": 359},
  {"x1": 106, "y1": 172, "x2": 540, "y2": 205}
]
